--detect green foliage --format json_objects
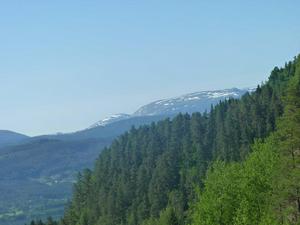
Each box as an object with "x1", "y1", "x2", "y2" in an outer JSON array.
[
  {"x1": 191, "y1": 161, "x2": 243, "y2": 225},
  {"x1": 271, "y1": 60, "x2": 300, "y2": 224},
  {"x1": 191, "y1": 132, "x2": 279, "y2": 224}
]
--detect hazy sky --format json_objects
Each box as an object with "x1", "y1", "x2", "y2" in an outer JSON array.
[{"x1": 0, "y1": 1, "x2": 299, "y2": 136}]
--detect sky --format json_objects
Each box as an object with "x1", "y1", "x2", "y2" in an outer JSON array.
[{"x1": 0, "y1": 1, "x2": 299, "y2": 136}]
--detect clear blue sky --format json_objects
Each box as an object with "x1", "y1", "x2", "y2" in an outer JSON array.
[{"x1": 0, "y1": 1, "x2": 299, "y2": 136}]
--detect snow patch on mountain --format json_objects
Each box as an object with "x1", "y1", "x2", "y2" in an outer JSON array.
[{"x1": 89, "y1": 114, "x2": 131, "y2": 129}]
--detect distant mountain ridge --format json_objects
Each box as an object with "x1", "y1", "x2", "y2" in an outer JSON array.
[
  {"x1": 88, "y1": 88, "x2": 253, "y2": 129},
  {"x1": 27, "y1": 88, "x2": 252, "y2": 142},
  {"x1": 0, "y1": 130, "x2": 29, "y2": 147}
]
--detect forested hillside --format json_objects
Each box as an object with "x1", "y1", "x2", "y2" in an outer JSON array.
[
  {"x1": 29, "y1": 55, "x2": 299, "y2": 225},
  {"x1": 191, "y1": 57, "x2": 300, "y2": 224}
]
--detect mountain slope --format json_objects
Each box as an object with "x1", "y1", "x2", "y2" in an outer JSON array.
[
  {"x1": 59, "y1": 57, "x2": 297, "y2": 225},
  {"x1": 0, "y1": 138, "x2": 110, "y2": 225},
  {"x1": 191, "y1": 57, "x2": 300, "y2": 225}
]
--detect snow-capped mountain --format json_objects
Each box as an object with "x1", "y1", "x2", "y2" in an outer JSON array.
[
  {"x1": 89, "y1": 88, "x2": 254, "y2": 129},
  {"x1": 133, "y1": 88, "x2": 254, "y2": 116},
  {"x1": 89, "y1": 113, "x2": 131, "y2": 128}
]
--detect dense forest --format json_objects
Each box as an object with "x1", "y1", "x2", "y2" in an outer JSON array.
[
  {"x1": 27, "y1": 55, "x2": 300, "y2": 225},
  {"x1": 191, "y1": 63, "x2": 300, "y2": 224}
]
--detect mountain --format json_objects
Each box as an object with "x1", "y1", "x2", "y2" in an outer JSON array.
[
  {"x1": 87, "y1": 88, "x2": 252, "y2": 130},
  {"x1": 0, "y1": 87, "x2": 251, "y2": 225},
  {"x1": 133, "y1": 88, "x2": 253, "y2": 117},
  {"x1": 33, "y1": 88, "x2": 251, "y2": 141},
  {"x1": 31, "y1": 115, "x2": 169, "y2": 142},
  {"x1": 0, "y1": 130, "x2": 29, "y2": 147}
]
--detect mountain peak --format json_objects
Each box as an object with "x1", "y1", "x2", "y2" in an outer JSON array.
[{"x1": 133, "y1": 87, "x2": 253, "y2": 116}]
